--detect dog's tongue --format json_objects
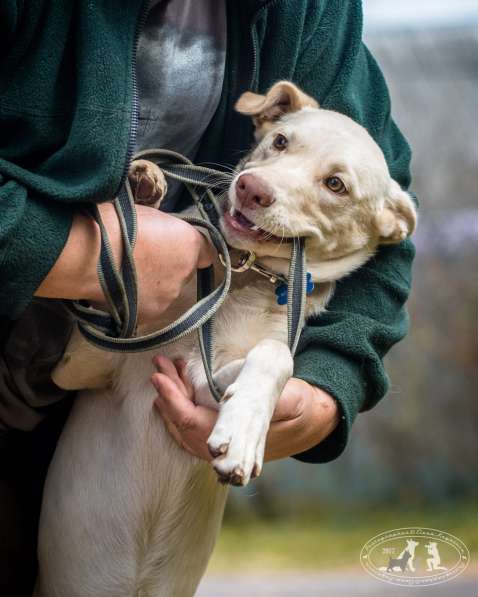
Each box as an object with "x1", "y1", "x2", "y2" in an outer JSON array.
[
  {"x1": 223, "y1": 211, "x2": 265, "y2": 239},
  {"x1": 235, "y1": 211, "x2": 255, "y2": 228}
]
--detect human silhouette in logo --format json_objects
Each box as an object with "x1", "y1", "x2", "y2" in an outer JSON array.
[{"x1": 426, "y1": 542, "x2": 448, "y2": 571}]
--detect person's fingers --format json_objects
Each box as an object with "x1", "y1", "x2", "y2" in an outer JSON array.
[
  {"x1": 160, "y1": 411, "x2": 188, "y2": 450},
  {"x1": 265, "y1": 386, "x2": 340, "y2": 462},
  {"x1": 152, "y1": 372, "x2": 218, "y2": 433},
  {"x1": 153, "y1": 354, "x2": 189, "y2": 396},
  {"x1": 152, "y1": 373, "x2": 198, "y2": 430},
  {"x1": 174, "y1": 359, "x2": 195, "y2": 400},
  {"x1": 160, "y1": 409, "x2": 210, "y2": 460},
  {"x1": 196, "y1": 231, "x2": 217, "y2": 269},
  {"x1": 271, "y1": 393, "x2": 304, "y2": 422},
  {"x1": 153, "y1": 354, "x2": 178, "y2": 380},
  {"x1": 264, "y1": 417, "x2": 311, "y2": 462},
  {"x1": 271, "y1": 380, "x2": 306, "y2": 422}
]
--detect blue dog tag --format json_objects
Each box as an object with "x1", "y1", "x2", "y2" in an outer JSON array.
[{"x1": 275, "y1": 272, "x2": 314, "y2": 306}]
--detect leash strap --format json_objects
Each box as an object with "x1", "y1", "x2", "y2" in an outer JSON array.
[
  {"x1": 66, "y1": 149, "x2": 306, "y2": 402},
  {"x1": 287, "y1": 237, "x2": 307, "y2": 355},
  {"x1": 134, "y1": 148, "x2": 224, "y2": 227}
]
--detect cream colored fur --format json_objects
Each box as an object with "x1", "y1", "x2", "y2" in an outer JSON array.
[{"x1": 36, "y1": 82, "x2": 416, "y2": 597}]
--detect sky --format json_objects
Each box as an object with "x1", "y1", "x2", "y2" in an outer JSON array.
[{"x1": 363, "y1": 0, "x2": 478, "y2": 32}]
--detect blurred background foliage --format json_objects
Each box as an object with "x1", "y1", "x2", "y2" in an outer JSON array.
[{"x1": 211, "y1": 0, "x2": 478, "y2": 573}]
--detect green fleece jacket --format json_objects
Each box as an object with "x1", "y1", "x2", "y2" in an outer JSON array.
[{"x1": 0, "y1": 0, "x2": 415, "y2": 462}]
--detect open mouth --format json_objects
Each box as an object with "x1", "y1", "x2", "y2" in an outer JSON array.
[{"x1": 222, "y1": 210, "x2": 283, "y2": 242}]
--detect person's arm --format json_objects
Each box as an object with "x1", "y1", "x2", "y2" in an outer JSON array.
[
  {"x1": 0, "y1": 177, "x2": 214, "y2": 321},
  {"x1": 0, "y1": 177, "x2": 73, "y2": 318},
  {"x1": 290, "y1": 0, "x2": 416, "y2": 463},
  {"x1": 0, "y1": 2, "x2": 20, "y2": 53},
  {"x1": 35, "y1": 203, "x2": 215, "y2": 325},
  {"x1": 0, "y1": 4, "x2": 63, "y2": 317},
  {"x1": 151, "y1": 359, "x2": 339, "y2": 464},
  {"x1": 0, "y1": 183, "x2": 215, "y2": 434},
  {"x1": 150, "y1": 0, "x2": 415, "y2": 465}
]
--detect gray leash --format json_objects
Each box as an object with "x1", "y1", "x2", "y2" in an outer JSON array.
[{"x1": 66, "y1": 149, "x2": 307, "y2": 402}]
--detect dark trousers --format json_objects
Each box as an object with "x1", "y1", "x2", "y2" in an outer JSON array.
[{"x1": 0, "y1": 399, "x2": 72, "y2": 597}]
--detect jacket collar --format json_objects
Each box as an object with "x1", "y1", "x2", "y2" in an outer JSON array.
[{"x1": 232, "y1": 0, "x2": 276, "y2": 18}]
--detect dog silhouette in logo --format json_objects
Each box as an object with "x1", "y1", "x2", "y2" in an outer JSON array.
[
  {"x1": 381, "y1": 539, "x2": 419, "y2": 573},
  {"x1": 386, "y1": 550, "x2": 412, "y2": 573},
  {"x1": 426, "y1": 542, "x2": 448, "y2": 571},
  {"x1": 398, "y1": 539, "x2": 419, "y2": 572}
]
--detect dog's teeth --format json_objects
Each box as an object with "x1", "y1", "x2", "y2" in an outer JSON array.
[{"x1": 250, "y1": 225, "x2": 259, "y2": 231}]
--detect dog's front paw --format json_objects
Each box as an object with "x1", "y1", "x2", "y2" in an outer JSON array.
[
  {"x1": 128, "y1": 159, "x2": 167, "y2": 206},
  {"x1": 207, "y1": 384, "x2": 269, "y2": 487}
]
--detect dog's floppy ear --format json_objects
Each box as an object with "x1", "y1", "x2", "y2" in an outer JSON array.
[
  {"x1": 235, "y1": 81, "x2": 319, "y2": 140},
  {"x1": 375, "y1": 180, "x2": 417, "y2": 244}
]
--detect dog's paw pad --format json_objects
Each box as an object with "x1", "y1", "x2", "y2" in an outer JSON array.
[
  {"x1": 208, "y1": 420, "x2": 267, "y2": 486},
  {"x1": 135, "y1": 176, "x2": 156, "y2": 201},
  {"x1": 212, "y1": 450, "x2": 264, "y2": 487},
  {"x1": 215, "y1": 465, "x2": 246, "y2": 487},
  {"x1": 230, "y1": 467, "x2": 246, "y2": 486},
  {"x1": 251, "y1": 463, "x2": 262, "y2": 479},
  {"x1": 128, "y1": 159, "x2": 167, "y2": 206}
]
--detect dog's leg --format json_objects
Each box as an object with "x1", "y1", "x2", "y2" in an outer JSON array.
[
  {"x1": 37, "y1": 380, "x2": 228, "y2": 597},
  {"x1": 141, "y1": 465, "x2": 228, "y2": 597},
  {"x1": 207, "y1": 339, "x2": 293, "y2": 486},
  {"x1": 52, "y1": 325, "x2": 118, "y2": 390}
]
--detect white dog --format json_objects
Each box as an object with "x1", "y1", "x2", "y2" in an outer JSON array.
[
  {"x1": 398, "y1": 539, "x2": 419, "y2": 572},
  {"x1": 35, "y1": 82, "x2": 417, "y2": 597},
  {"x1": 400, "y1": 539, "x2": 419, "y2": 572}
]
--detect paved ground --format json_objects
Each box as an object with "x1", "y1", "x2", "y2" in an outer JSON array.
[{"x1": 197, "y1": 573, "x2": 478, "y2": 596}]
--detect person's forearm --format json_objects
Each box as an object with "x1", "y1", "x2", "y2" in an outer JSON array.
[
  {"x1": 151, "y1": 358, "x2": 340, "y2": 464},
  {"x1": 35, "y1": 202, "x2": 215, "y2": 326},
  {"x1": 35, "y1": 203, "x2": 120, "y2": 302},
  {"x1": 264, "y1": 379, "x2": 339, "y2": 462}
]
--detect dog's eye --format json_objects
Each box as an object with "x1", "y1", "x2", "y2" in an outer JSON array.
[
  {"x1": 325, "y1": 177, "x2": 347, "y2": 194},
  {"x1": 272, "y1": 134, "x2": 288, "y2": 151}
]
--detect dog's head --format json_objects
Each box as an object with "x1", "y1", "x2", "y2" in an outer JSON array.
[{"x1": 222, "y1": 81, "x2": 417, "y2": 279}]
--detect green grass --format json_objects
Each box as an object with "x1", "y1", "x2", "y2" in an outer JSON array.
[{"x1": 208, "y1": 500, "x2": 478, "y2": 572}]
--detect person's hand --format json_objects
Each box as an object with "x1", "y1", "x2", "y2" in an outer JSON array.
[
  {"x1": 36, "y1": 203, "x2": 215, "y2": 326},
  {"x1": 131, "y1": 205, "x2": 215, "y2": 325},
  {"x1": 151, "y1": 355, "x2": 340, "y2": 463}
]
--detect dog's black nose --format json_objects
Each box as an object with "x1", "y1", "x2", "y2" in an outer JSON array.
[{"x1": 236, "y1": 174, "x2": 275, "y2": 209}]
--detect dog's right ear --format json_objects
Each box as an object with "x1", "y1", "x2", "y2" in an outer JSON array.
[
  {"x1": 235, "y1": 81, "x2": 319, "y2": 140},
  {"x1": 374, "y1": 180, "x2": 418, "y2": 244}
]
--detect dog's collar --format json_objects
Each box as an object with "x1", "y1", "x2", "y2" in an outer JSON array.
[
  {"x1": 219, "y1": 250, "x2": 288, "y2": 285},
  {"x1": 219, "y1": 250, "x2": 315, "y2": 305}
]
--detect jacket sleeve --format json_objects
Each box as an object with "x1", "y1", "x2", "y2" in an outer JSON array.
[
  {"x1": 291, "y1": 0, "x2": 416, "y2": 463},
  {"x1": 0, "y1": 4, "x2": 74, "y2": 317},
  {"x1": 0, "y1": 175, "x2": 73, "y2": 318},
  {"x1": 0, "y1": 2, "x2": 22, "y2": 51}
]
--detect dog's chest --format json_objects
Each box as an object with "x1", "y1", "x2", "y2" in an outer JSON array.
[
  {"x1": 207, "y1": 275, "x2": 332, "y2": 370},
  {"x1": 212, "y1": 282, "x2": 288, "y2": 365}
]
